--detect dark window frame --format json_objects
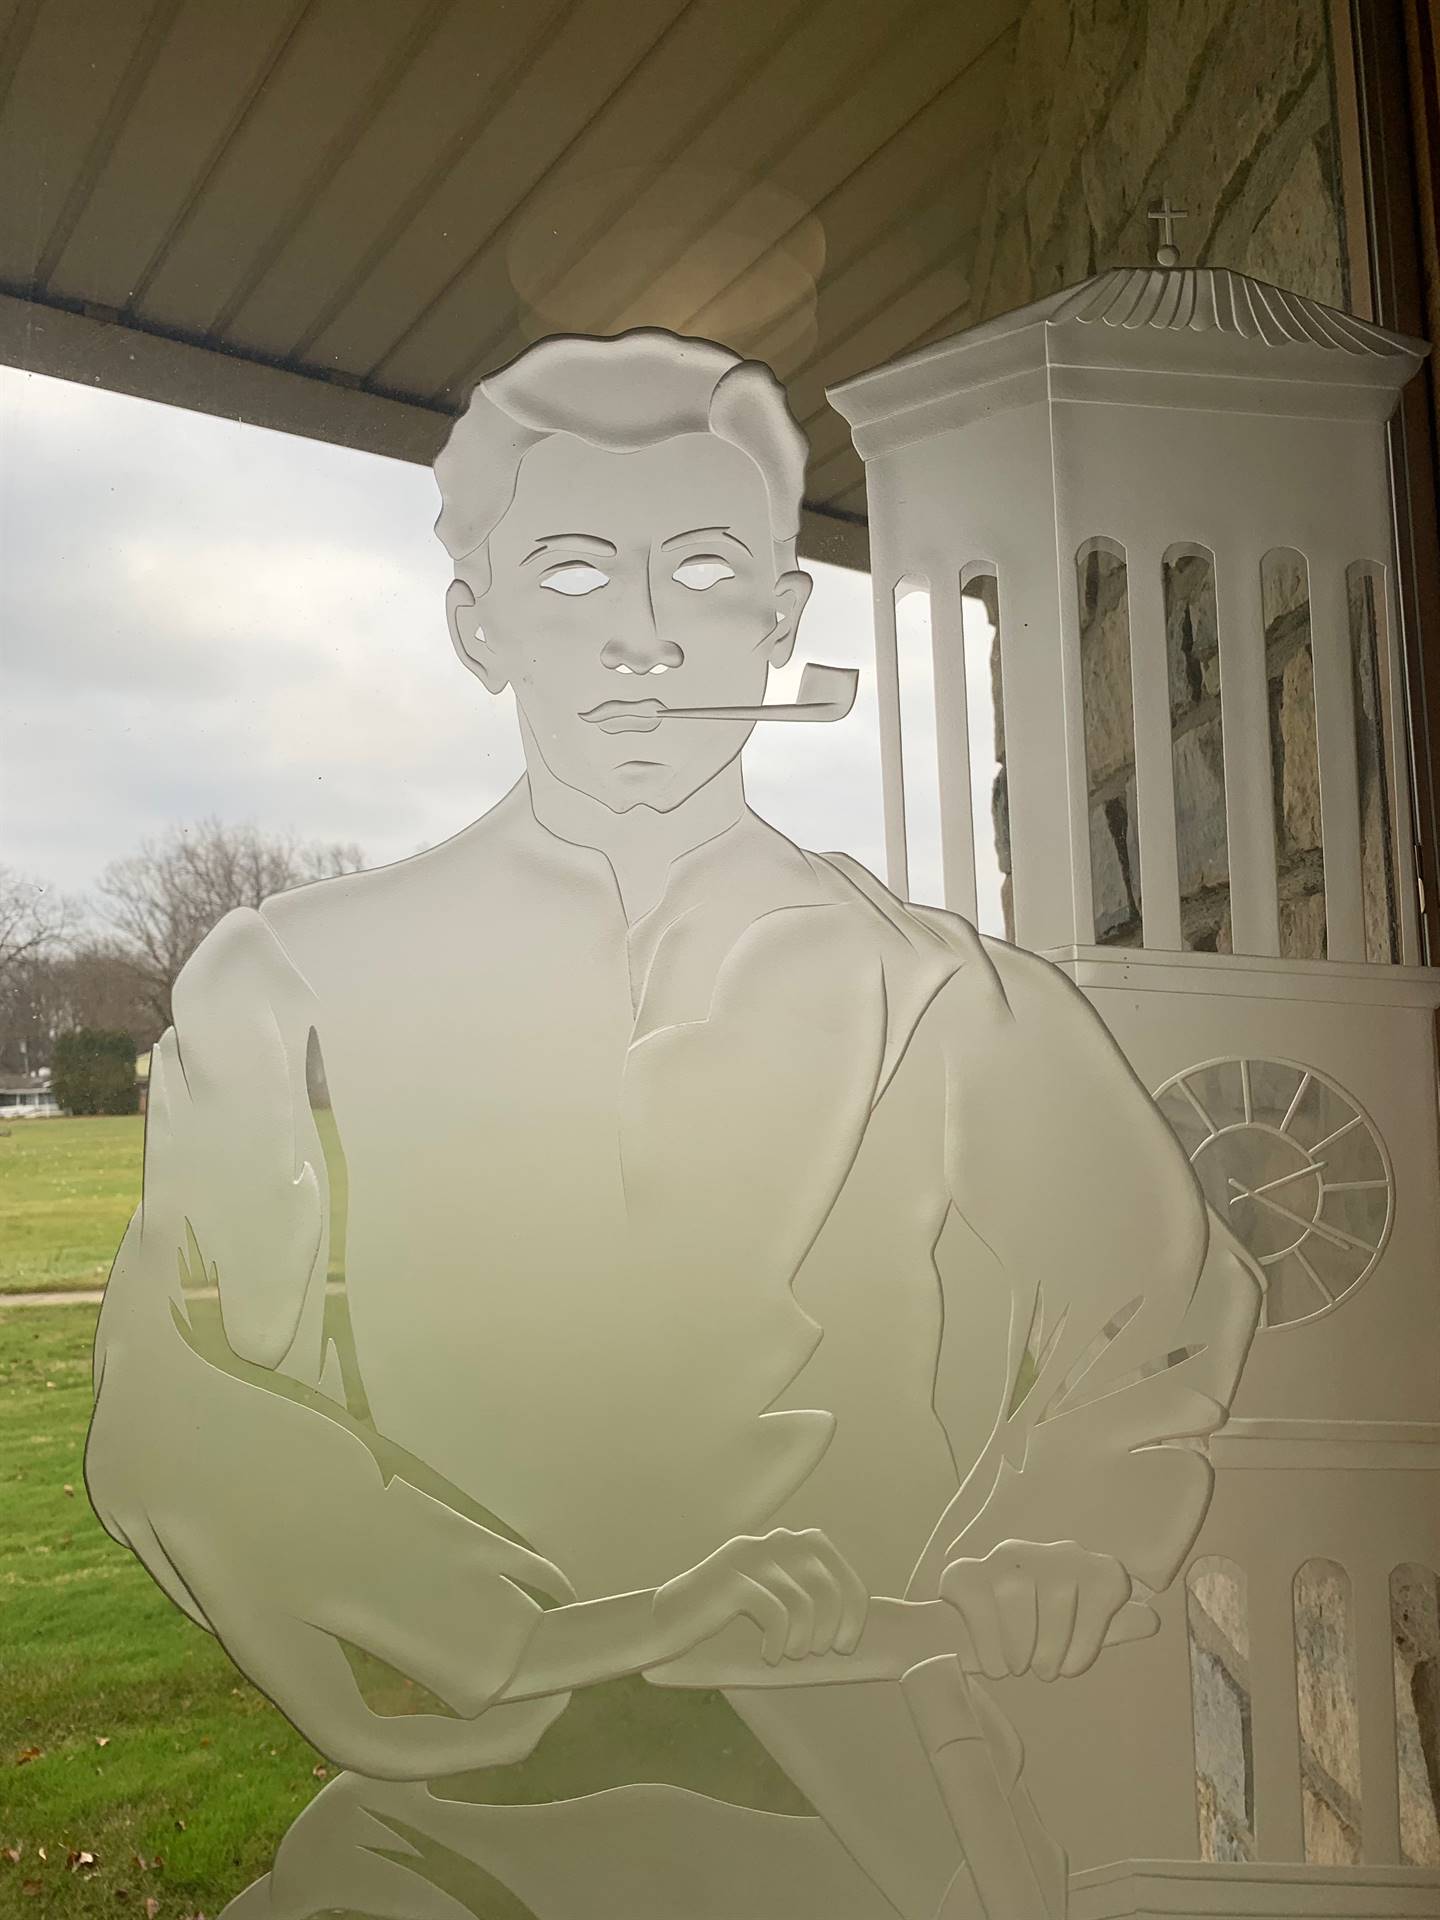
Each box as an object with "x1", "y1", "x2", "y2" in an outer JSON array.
[{"x1": 1348, "y1": 0, "x2": 1440, "y2": 958}]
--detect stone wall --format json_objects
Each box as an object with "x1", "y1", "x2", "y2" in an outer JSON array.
[
  {"x1": 968, "y1": 0, "x2": 1401, "y2": 962},
  {"x1": 1069, "y1": 546, "x2": 1398, "y2": 961},
  {"x1": 1187, "y1": 1559, "x2": 1440, "y2": 1869},
  {"x1": 966, "y1": 0, "x2": 1349, "y2": 325}
]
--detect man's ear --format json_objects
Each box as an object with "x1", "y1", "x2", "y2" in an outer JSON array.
[
  {"x1": 767, "y1": 568, "x2": 813, "y2": 669},
  {"x1": 447, "y1": 577, "x2": 508, "y2": 694}
]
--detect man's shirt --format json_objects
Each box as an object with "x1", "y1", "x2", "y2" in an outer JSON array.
[{"x1": 87, "y1": 781, "x2": 1259, "y2": 1829}]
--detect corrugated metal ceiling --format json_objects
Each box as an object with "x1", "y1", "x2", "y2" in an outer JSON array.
[{"x1": 0, "y1": 0, "x2": 1020, "y2": 526}]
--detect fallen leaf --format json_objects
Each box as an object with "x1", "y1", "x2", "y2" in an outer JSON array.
[
  {"x1": 312, "y1": 1764, "x2": 328, "y2": 1779},
  {"x1": 96, "y1": 1735, "x2": 110, "y2": 1748},
  {"x1": 15, "y1": 1746, "x2": 41, "y2": 1765},
  {"x1": 198, "y1": 1736, "x2": 211, "y2": 1748},
  {"x1": 145, "y1": 1899, "x2": 160, "y2": 1917},
  {"x1": 20, "y1": 1879, "x2": 40, "y2": 1896},
  {"x1": 67, "y1": 1848, "x2": 97, "y2": 1871},
  {"x1": 2, "y1": 1847, "x2": 21, "y2": 1864},
  {"x1": 36, "y1": 1848, "x2": 46, "y2": 1863},
  {"x1": 173, "y1": 1819, "x2": 187, "y2": 1834},
  {"x1": 62, "y1": 1483, "x2": 74, "y2": 1497}
]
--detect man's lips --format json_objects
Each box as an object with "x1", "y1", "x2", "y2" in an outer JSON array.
[{"x1": 580, "y1": 698, "x2": 665, "y2": 734}]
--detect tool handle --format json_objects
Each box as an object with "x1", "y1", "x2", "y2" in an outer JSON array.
[{"x1": 644, "y1": 1595, "x2": 1159, "y2": 1690}]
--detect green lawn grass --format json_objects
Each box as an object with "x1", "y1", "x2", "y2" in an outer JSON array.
[
  {"x1": 0, "y1": 1304, "x2": 325, "y2": 1917},
  {"x1": 0, "y1": 1117, "x2": 144, "y2": 1293}
]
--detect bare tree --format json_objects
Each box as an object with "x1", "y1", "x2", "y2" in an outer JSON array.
[
  {"x1": 0, "y1": 941, "x2": 167, "y2": 1074},
  {"x1": 98, "y1": 820, "x2": 364, "y2": 1030},
  {"x1": 0, "y1": 952, "x2": 68, "y2": 1076},
  {"x1": 59, "y1": 942, "x2": 163, "y2": 1042},
  {"x1": 0, "y1": 866, "x2": 76, "y2": 984},
  {"x1": 0, "y1": 869, "x2": 82, "y2": 1075}
]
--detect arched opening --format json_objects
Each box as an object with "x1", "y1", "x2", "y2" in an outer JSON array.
[
  {"x1": 893, "y1": 577, "x2": 944, "y2": 909},
  {"x1": 1293, "y1": 1558, "x2": 1361, "y2": 1864},
  {"x1": 1392, "y1": 1564, "x2": 1440, "y2": 1866},
  {"x1": 1164, "y1": 544, "x2": 1230, "y2": 951},
  {"x1": 960, "y1": 562, "x2": 1008, "y2": 939},
  {"x1": 1187, "y1": 1555, "x2": 1255, "y2": 1861},
  {"x1": 1262, "y1": 549, "x2": 1326, "y2": 959},
  {"x1": 1076, "y1": 537, "x2": 1140, "y2": 947}
]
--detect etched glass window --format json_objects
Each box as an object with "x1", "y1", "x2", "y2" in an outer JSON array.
[{"x1": 0, "y1": 5, "x2": 1391, "y2": 1913}]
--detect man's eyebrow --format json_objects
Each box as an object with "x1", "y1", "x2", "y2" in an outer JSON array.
[
  {"x1": 520, "y1": 533, "x2": 618, "y2": 565},
  {"x1": 658, "y1": 526, "x2": 752, "y2": 556}
]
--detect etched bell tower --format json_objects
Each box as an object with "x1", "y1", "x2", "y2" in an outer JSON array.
[{"x1": 830, "y1": 270, "x2": 1440, "y2": 1916}]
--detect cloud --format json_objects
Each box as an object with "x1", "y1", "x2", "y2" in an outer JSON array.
[{"x1": 0, "y1": 366, "x2": 886, "y2": 906}]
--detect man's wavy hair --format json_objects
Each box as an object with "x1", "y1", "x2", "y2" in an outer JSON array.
[{"x1": 433, "y1": 329, "x2": 808, "y2": 593}]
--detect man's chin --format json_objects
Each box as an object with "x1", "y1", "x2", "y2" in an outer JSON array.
[
  {"x1": 591, "y1": 758, "x2": 695, "y2": 813},
  {"x1": 536, "y1": 736, "x2": 720, "y2": 814}
]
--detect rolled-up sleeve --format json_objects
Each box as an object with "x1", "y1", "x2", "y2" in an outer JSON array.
[
  {"x1": 908, "y1": 934, "x2": 1262, "y2": 1598},
  {"x1": 87, "y1": 911, "x2": 573, "y2": 1780}
]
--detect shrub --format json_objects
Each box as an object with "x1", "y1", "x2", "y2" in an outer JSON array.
[{"x1": 50, "y1": 1028, "x2": 139, "y2": 1116}]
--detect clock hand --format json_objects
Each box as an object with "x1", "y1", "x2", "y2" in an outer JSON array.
[
  {"x1": 1225, "y1": 1160, "x2": 1327, "y2": 1203},
  {"x1": 1225, "y1": 1178, "x2": 1370, "y2": 1253}
]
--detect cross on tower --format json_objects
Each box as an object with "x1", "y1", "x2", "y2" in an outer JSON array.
[{"x1": 1148, "y1": 197, "x2": 1189, "y2": 268}]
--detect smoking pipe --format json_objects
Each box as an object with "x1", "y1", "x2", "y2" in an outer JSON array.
[{"x1": 580, "y1": 662, "x2": 858, "y2": 728}]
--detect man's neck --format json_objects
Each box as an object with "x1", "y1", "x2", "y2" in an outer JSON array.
[{"x1": 522, "y1": 745, "x2": 747, "y2": 924}]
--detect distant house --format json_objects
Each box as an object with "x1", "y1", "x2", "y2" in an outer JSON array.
[{"x1": 0, "y1": 1072, "x2": 61, "y2": 1118}]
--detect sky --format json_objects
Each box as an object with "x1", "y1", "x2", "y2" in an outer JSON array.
[
  {"x1": 895, "y1": 585, "x2": 1006, "y2": 933},
  {"x1": 0, "y1": 364, "x2": 1004, "y2": 932}
]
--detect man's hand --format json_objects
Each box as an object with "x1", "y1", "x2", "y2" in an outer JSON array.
[
  {"x1": 940, "y1": 1539, "x2": 1132, "y2": 1681},
  {"x1": 653, "y1": 1528, "x2": 868, "y2": 1667}
]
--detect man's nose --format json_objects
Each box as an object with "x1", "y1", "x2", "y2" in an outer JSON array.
[{"x1": 600, "y1": 579, "x2": 684, "y2": 674}]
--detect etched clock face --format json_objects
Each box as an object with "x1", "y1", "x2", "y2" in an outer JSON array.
[{"x1": 1153, "y1": 1056, "x2": 1393, "y2": 1330}]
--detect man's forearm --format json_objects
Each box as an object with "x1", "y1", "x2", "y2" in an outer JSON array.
[
  {"x1": 498, "y1": 1589, "x2": 667, "y2": 1701},
  {"x1": 90, "y1": 1225, "x2": 564, "y2": 1725}
]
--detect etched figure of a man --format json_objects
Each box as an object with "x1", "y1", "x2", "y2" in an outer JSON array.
[{"x1": 87, "y1": 330, "x2": 1260, "y2": 1920}]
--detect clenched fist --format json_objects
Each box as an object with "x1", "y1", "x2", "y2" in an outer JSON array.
[
  {"x1": 653, "y1": 1528, "x2": 869, "y2": 1667},
  {"x1": 940, "y1": 1539, "x2": 1132, "y2": 1681}
]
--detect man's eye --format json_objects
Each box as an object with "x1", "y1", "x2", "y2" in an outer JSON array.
[
  {"x1": 539, "y1": 561, "x2": 610, "y2": 596},
  {"x1": 672, "y1": 555, "x2": 736, "y2": 592}
]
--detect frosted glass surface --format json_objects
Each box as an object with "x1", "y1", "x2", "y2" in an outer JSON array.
[{"x1": 86, "y1": 329, "x2": 1263, "y2": 1920}]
